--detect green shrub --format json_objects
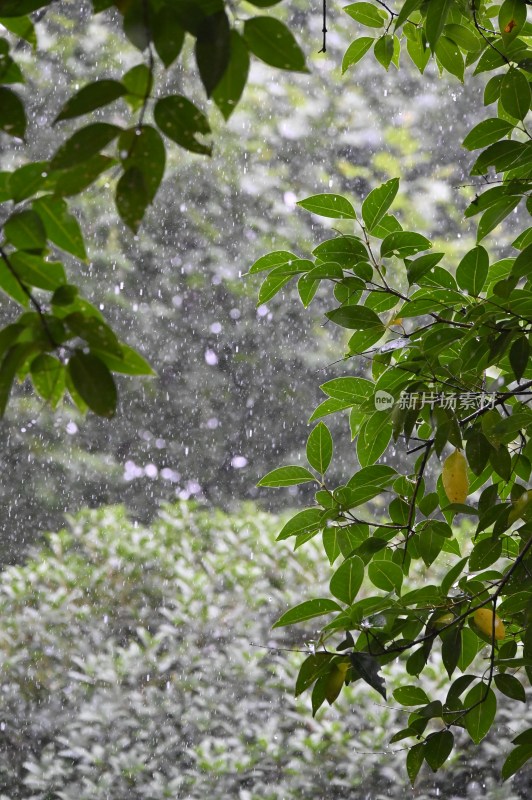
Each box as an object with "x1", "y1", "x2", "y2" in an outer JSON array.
[{"x1": 0, "y1": 503, "x2": 528, "y2": 799}]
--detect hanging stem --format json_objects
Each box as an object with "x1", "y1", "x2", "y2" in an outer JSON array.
[{"x1": 319, "y1": 0, "x2": 327, "y2": 53}]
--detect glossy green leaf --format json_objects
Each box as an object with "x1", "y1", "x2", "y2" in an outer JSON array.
[
  {"x1": 425, "y1": 0, "x2": 454, "y2": 52},
  {"x1": 425, "y1": 730, "x2": 454, "y2": 772},
  {"x1": 195, "y1": 10, "x2": 231, "y2": 96},
  {"x1": 462, "y1": 118, "x2": 514, "y2": 150},
  {"x1": 456, "y1": 246, "x2": 489, "y2": 295},
  {"x1": 277, "y1": 508, "x2": 324, "y2": 541},
  {"x1": 257, "y1": 465, "x2": 317, "y2": 487},
  {"x1": 4, "y1": 210, "x2": 46, "y2": 251},
  {"x1": 54, "y1": 80, "x2": 126, "y2": 123},
  {"x1": 381, "y1": 231, "x2": 431, "y2": 259},
  {"x1": 152, "y1": 6, "x2": 185, "y2": 67},
  {"x1": 154, "y1": 95, "x2": 212, "y2": 155},
  {"x1": 297, "y1": 194, "x2": 356, "y2": 219},
  {"x1": 362, "y1": 178, "x2": 399, "y2": 231},
  {"x1": 32, "y1": 196, "x2": 87, "y2": 260},
  {"x1": 342, "y1": 37, "x2": 374, "y2": 72},
  {"x1": 30, "y1": 353, "x2": 65, "y2": 407},
  {"x1": 212, "y1": 31, "x2": 250, "y2": 120},
  {"x1": 500, "y1": 68, "x2": 531, "y2": 121},
  {"x1": 272, "y1": 598, "x2": 342, "y2": 628},
  {"x1": 393, "y1": 685, "x2": 430, "y2": 706},
  {"x1": 0, "y1": 86, "x2": 25, "y2": 138},
  {"x1": 243, "y1": 17, "x2": 307, "y2": 72},
  {"x1": 325, "y1": 305, "x2": 384, "y2": 331},
  {"x1": 67, "y1": 350, "x2": 117, "y2": 418},
  {"x1": 90, "y1": 344, "x2": 154, "y2": 376},
  {"x1": 115, "y1": 166, "x2": 149, "y2": 233},
  {"x1": 118, "y1": 124, "x2": 166, "y2": 202},
  {"x1": 306, "y1": 422, "x2": 333, "y2": 474},
  {"x1": 329, "y1": 555, "x2": 364, "y2": 604},
  {"x1": 494, "y1": 673, "x2": 526, "y2": 703},
  {"x1": 344, "y1": 2, "x2": 386, "y2": 27},
  {"x1": 368, "y1": 559, "x2": 403, "y2": 593},
  {"x1": 10, "y1": 252, "x2": 65, "y2": 291},
  {"x1": 463, "y1": 683, "x2": 496, "y2": 744}
]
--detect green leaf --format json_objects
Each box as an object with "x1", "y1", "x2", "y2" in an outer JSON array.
[
  {"x1": 66, "y1": 313, "x2": 122, "y2": 357},
  {"x1": 306, "y1": 422, "x2": 333, "y2": 474},
  {"x1": 344, "y1": 2, "x2": 386, "y2": 27},
  {"x1": 502, "y1": 744, "x2": 532, "y2": 780},
  {"x1": 195, "y1": 10, "x2": 231, "y2": 97},
  {"x1": 0, "y1": 342, "x2": 40, "y2": 416},
  {"x1": 0, "y1": 86, "x2": 25, "y2": 138},
  {"x1": 463, "y1": 683, "x2": 496, "y2": 744},
  {"x1": 406, "y1": 743, "x2": 425, "y2": 785},
  {"x1": 417, "y1": 526, "x2": 445, "y2": 567},
  {"x1": 374, "y1": 35, "x2": 394, "y2": 70},
  {"x1": 118, "y1": 124, "x2": 166, "y2": 203},
  {"x1": 249, "y1": 250, "x2": 297, "y2": 274},
  {"x1": 357, "y1": 412, "x2": 392, "y2": 467},
  {"x1": 122, "y1": 64, "x2": 153, "y2": 111},
  {"x1": 0, "y1": 15, "x2": 36, "y2": 47},
  {"x1": 435, "y1": 35, "x2": 464, "y2": 82},
  {"x1": 67, "y1": 350, "x2": 117, "y2": 418},
  {"x1": 509, "y1": 336, "x2": 530, "y2": 382},
  {"x1": 477, "y1": 197, "x2": 521, "y2": 242},
  {"x1": 456, "y1": 245, "x2": 489, "y2": 295},
  {"x1": 277, "y1": 508, "x2": 324, "y2": 541},
  {"x1": 90, "y1": 344, "x2": 154, "y2": 376},
  {"x1": 295, "y1": 653, "x2": 334, "y2": 696},
  {"x1": 212, "y1": 31, "x2": 250, "y2": 120},
  {"x1": 350, "y1": 651, "x2": 386, "y2": 699},
  {"x1": 443, "y1": 23, "x2": 481, "y2": 51},
  {"x1": 154, "y1": 95, "x2": 212, "y2": 155},
  {"x1": 325, "y1": 305, "x2": 384, "y2": 331},
  {"x1": 272, "y1": 598, "x2": 342, "y2": 628},
  {"x1": 152, "y1": 5, "x2": 185, "y2": 67},
  {"x1": 393, "y1": 685, "x2": 430, "y2": 706},
  {"x1": 462, "y1": 118, "x2": 514, "y2": 150},
  {"x1": 381, "y1": 231, "x2": 431, "y2": 259},
  {"x1": 243, "y1": 17, "x2": 307, "y2": 72},
  {"x1": 368, "y1": 559, "x2": 403, "y2": 593},
  {"x1": 52, "y1": 154, "x2": 115, "y2": 197},
  {"x1": 424, "y1": 730, "x2": 454, "y2": 771},
  {"x1": 0, "y1": 258, "x2": 29, "y2": 306},
  {"x1": 297, "y1": 194, "x2": 356, "y2": 219},
  {"x1": 342, "y1": 37, "x2": 374, "y2": 72},
  {"x1": 10, "y1": 252, "x2": 65, "y2": 291},
  {"x1": 500, "y1": 68, "x2": 531, "y2": 121},
  {"x1": 115, "y1": 166, "x2": 149, "y2": 233},
  {"x1": 32, "y1": 196, "x2": 87, "y2": 260},
  {"x1": 329, "y1": 555, "x2": 364, "y2": 604},
  {"x1": 469, "y1": 536, "x2": 502, "y2": 570},
  {"x1": 395, "y1": 0, "x2": 423, "y2": 30},
  {"x1": 512, "y1": 243, "x2": 532, "y2": 278},
  {"x1": 297, "y1": 274, "x2": 319, "y2": 307},
  {"x1": 494, "y1": 673, "x2": 526, "y2": 702},
  {"x1": 257, "y1": 465, "x2": 317, "y2": 487},
  {"x1": 499, "y1": 0, "x2": 527, "y2": 46},
  {"x1": 313, "y1": 235, "x2": 368, "y2": 265},
  {"x1": 425, "y1": 0, "x2": 454, "y2": 52},
  {"x1": 4, "y1": 209, "x2": 45, "y2": 251},
  {"x1": 362, "y1": 178, "x2": 399, "y2": 231},
  {"x1": 30, "y1": 353, "x2": 65, "y2": 407},
  {"x1": 9, "y1": 162, "x2": 47, "y2": 202},
  {"x1": 54, "y1": 80, "x2": 126, "y2": 123}
]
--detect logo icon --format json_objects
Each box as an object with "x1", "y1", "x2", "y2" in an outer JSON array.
[{"x1": 374, "y1": 390, "x2": 394, "y2": 409}]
